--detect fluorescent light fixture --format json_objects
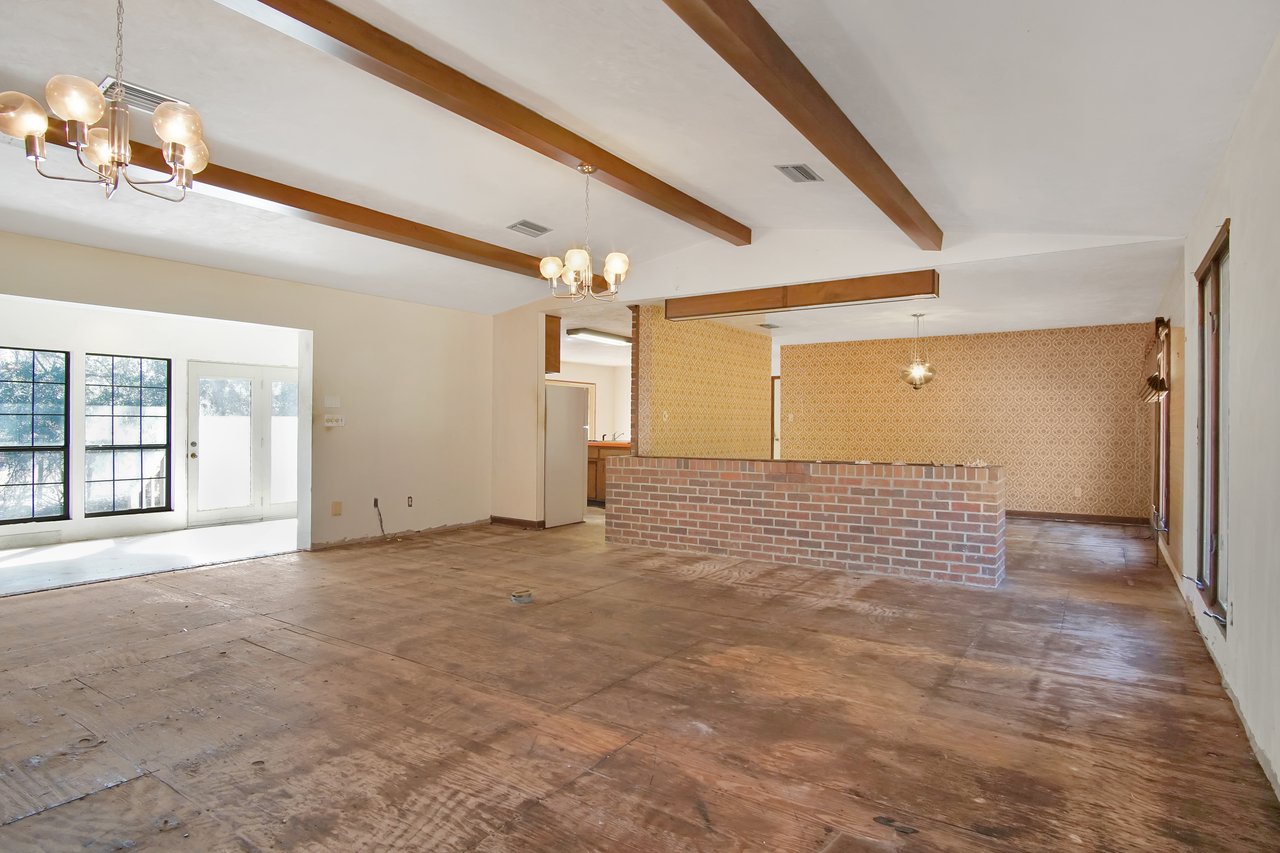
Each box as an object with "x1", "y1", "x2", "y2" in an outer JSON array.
[{"x1": 566, "y1": 327, "x2": 632, "y2": 346}]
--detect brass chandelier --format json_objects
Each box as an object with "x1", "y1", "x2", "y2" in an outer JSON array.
[
  {"x1": 900, "y1": 313, "x2": 937, "y2": 390},
  {"x1": 0, "y1": 0, "x2": 209, "y2": 202},
  {"x1": 539, "y1": 164, "x2": 630, "y2": 302}
]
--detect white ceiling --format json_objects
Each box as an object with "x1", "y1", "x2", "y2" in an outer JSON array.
[{"x1": 1, "y1": 1, "x2": 1277, "y2": 349}]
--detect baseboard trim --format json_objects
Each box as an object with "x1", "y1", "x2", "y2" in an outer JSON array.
[
  {"x1": 1007, "y1": 510, "x2": 1148, "y2": 526},
  {"x1": 312, "y1": 518, "x2": 489, "y2": 550},
  {"x1": 490, "y1": 515, "x2": 546, "y2": 530}
]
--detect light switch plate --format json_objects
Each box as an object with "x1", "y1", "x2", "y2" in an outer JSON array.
[
  {"x1": 323, "y1": 415, "x2": 346, "y2": 427},
  {"x1": 324, "y1": 395, "x2": 341, "y2": 408}
]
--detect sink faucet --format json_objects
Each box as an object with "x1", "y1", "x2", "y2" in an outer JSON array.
[{"x1": 611, "y1": 432, "x2": 625, "y2": 441}]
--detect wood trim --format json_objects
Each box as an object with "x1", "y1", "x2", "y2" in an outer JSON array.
[
  {"x1": 1194, "y1": 218, "x2": 1231, "y2": 282},
  {"x1": 662, "y1": 0, "x2": 942, "y2": 250},
  {"x1": 42, "y1": 123, "x2": 548, "y2": 280},
  {"x1": 489, "y1": 515, "x2": 546, "y2": 530},
  {"x1": 212, "y1": 0, "x2": 751, "y2": 247},
  {"x1": 630, "y1": 305, "x2": 640, "y2": 456},
  {"x1": 544, "y1": 314, "x2": 561, "y2": 374},
  {"x1": 1007, "y1": 510, "x2": 1148, "y2": 526},
  {"x1": 664, "y1": 269, "x2": 938, "y2": 320}
]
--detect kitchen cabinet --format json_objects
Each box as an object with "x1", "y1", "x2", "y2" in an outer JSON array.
[{"x1": 587, "y1": 442, "x2": 631, "y2": 504}]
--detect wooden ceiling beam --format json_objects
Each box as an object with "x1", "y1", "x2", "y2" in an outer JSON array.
[
  {"x1": 210, "y1": 0, "x2": 752, "y2": 247},
  {"x1": 664, "y1": 269, "x2": 938, "y2": 320},
  {"x1": 663, "y1": 0, "x2": 944, "y2": 251},
  {"x1": 42, "y1": 123, "x2": 548, "y2": 280}
]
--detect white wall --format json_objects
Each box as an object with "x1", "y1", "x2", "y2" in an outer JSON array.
[
  {"x1": 548, "y1": 360, "x2": 631, "y2": 441},
  {"x1": 0, "y1": 295, "x2": 298, "y2": 548},
  {"x1": 1171, "y1": 33, "x2": 1280, "y2": 794},
  {"x1": 0, "y1": 232, "x2": 494, "y2": 546},
  {"x1": 491, "y1": 303, "x2": 545, "y2": 523}
]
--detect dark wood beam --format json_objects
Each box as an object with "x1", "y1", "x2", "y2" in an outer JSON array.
[
  {"x1": 663, "y1": 0, "x2": 943, "y2": 251},
  {"x1": 44, "y1": 123, "x2": 560, "y2": 281},
  {"x1": 664, "y1": 269, "x2": 938, "y2": 320},
  {"x1": 210, "y1": 0, "x2": 752, "y2": 247}
]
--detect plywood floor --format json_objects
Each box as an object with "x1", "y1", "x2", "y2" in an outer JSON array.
[{"x1": 1, "y1": 514, "x2": 1276, "y2": 851}]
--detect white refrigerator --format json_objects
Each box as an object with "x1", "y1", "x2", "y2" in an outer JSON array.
[{"x1": 544, "y1": 384, "x2": 588, "y2": 527}]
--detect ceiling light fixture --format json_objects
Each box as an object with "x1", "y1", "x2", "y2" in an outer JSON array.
[
  {"x1": 565, "y1": 328, "x2": 632, "y2": 346},
  {"x1": 539, "y1": 164, "x2": 630, "y2": 302},
  {"x1": 900, "y1": 313, "x2": 937, "y2": 390},
  {"x1": 0, "y1": 0, "x2": 208, "y2": 202}
]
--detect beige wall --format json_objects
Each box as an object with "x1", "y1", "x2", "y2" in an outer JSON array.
[
  {"x1": 1166, "y1": 325, "x2": 1185, "y2": 572},
  {"x1": 636, "y1": 306, "x2": 771, "y2": 459},
  {"x1": 781, "y1": 324, "x2": 1152, "y2": 518},
  {"x1": 491, "y1": 302, "x2": 546, "y2": 524},
  {"x1": 0, "y1": 231, "x2": 494, "y2": 546},
  {"x1": 1170, "y1": 32, "x2": 1280, "y2": 794}
]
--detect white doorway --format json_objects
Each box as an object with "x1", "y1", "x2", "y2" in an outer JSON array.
[{"x1": 188, "y1": 362, "x2": 298, "y2": 527}]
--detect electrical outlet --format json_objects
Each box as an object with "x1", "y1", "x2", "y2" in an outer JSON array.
[
  {"x1": 373, "y1": 497, "x2": 379, "y2": 508},
  {"x1": 407, "y1": 496, "x2": 413, "y2": 507},
  {"x1": 331, "y1": 501, "x2": 342, "y2": 516}
]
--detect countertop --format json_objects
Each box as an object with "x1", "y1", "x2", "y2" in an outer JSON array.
[{"x1": 588, "y1": 441, "x2": 632, "y2": 448}]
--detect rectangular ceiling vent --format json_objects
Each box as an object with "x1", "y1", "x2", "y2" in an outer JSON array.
[
  {"x1": 775, "y1": 163, "x2": 823, "y2": 183},
  {"x1": 98, "y1": 77, "x2": 186, "y2": 114},
  {"x1": 506, "y1": 219, "x2": 553, "y2": 238}
]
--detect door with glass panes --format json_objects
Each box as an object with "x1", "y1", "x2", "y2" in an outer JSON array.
[{"x1": 187, "y1": 363, "x2": 298, "y2": 526}]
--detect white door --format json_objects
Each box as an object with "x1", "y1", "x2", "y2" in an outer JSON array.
[
  {"x1": 544, "y1": 384, "x2": 587, "y2": 528},
  {"x1": 188, "y1": 363, "x2": 298, "y2": 526}
]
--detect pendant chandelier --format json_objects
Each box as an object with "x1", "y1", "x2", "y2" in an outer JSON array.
[
  {"x1": 900, "y1": 313, "x2": 937, "y2": 390},
  {"x1": 539, "y1": 164, "x2": 630, "y2": 302},
  {"x1": 0, "y1": 0, "x2": 209, "y2": 202}
]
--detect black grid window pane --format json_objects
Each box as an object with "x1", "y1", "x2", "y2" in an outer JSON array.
[
  {"x1": 85, "y1": 354, "x2": 171, "y2": 516},
  {"x1": 0, "y1": 347, "x2": 69, "y2": 524}
]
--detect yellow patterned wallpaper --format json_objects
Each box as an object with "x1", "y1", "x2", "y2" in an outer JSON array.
[
  {"x1": 781, "y1": 323, "x2": 1153, "y2": 518},
  {"x1": 637, "y1": 305, "x2": 772, "y2": 458}
]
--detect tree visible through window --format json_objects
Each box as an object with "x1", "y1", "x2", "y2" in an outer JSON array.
[
  {"x1": 85, "y1": 354, "x2": 172, "y2": 515},
  {"x1": 0, "y1": 347, "x2": 69, "y2": 524}
]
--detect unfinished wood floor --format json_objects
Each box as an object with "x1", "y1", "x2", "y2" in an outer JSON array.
[{"x1": 1, "y1": 515, "x2": 1277, "y2": 851}]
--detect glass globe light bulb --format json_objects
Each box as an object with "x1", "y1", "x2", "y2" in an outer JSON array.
[
  {"x1": 83, "y1": 127, "x2": 113, "y2": 168},
  {"x1": 45, "y1": 75, "x2": 106, "y2": 124},
  {"x1": 539, "y1": 256, "x2": 564, "y2": 280},
  {"x1": 152, "y1": 101, "x2": 203, "y2": 147},
  {"x1": 603, "y1": 252, "x2": 630, "y2": 277},
  {"x1": 0, "y1": 91, "x2": 48, "y2": 139},
  {"x1": 183, "y1": 140, "x2": 209, "y2": 174},
  {"x1": 565, "y1": 248, "x2": 591, "y2": 273}
]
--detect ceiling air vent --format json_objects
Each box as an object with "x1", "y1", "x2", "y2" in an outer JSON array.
[
  {"x1": 98, "y1": 77, "x2": 187, "y2": 114},
  {"x1": 507, "y1": 219, "x2": 553, "y2": 238},
  {"x1": 775, "y1": 163, "x2": 823, "y2": 183},
  {"x1": 758, "y1": 323, "x2": 780, "y2": 329}
]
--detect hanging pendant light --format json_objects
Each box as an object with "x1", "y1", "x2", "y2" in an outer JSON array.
[
  {"x1": 539, "y1": 164, "x2": 630, "y2": 302},
  {"x1": 900, "y1": 313, "x2": 937, "y2": 390},
  {"x1": 0, "y1": 0, "x2": 208, "y2": 203}
]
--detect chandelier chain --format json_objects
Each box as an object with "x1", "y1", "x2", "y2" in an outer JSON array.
[
  {"x1": 113, "y1": 0, "x2": 125, "y2": 101},
  {"x1": 583, "y1": 168, "x2": 591, "y2": 251}
]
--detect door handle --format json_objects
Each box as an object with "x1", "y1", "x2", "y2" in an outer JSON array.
[{"x1": 189, "y1": 452, "x2": 198, "y2": 459}]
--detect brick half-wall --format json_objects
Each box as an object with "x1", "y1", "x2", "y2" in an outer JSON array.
[{"x1": 605, "y1": 456, "x2": 1007, "y2": 588}]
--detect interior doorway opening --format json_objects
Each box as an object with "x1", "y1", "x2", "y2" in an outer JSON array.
[{"x1": 0, "y1": 294, "x2": 311, "y2": 593}]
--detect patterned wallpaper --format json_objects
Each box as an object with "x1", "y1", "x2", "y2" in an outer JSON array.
[
  {"x1": 637, "y1": 306, "x2": 772, "y2": 458},
  {"x1": 780, "y1": 323, "x2": 1153, "y2": 518}
]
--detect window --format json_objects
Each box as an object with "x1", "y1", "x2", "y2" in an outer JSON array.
[
  {"x1": 84, "y1": 354, "x2": 172, "y2": 516},
  {"x1": 0, "y1": 347, "x2": 69, "y2": 524},
  {"x1": 1196, "y1": 220, "x2": 1229, "y2": 625}
]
